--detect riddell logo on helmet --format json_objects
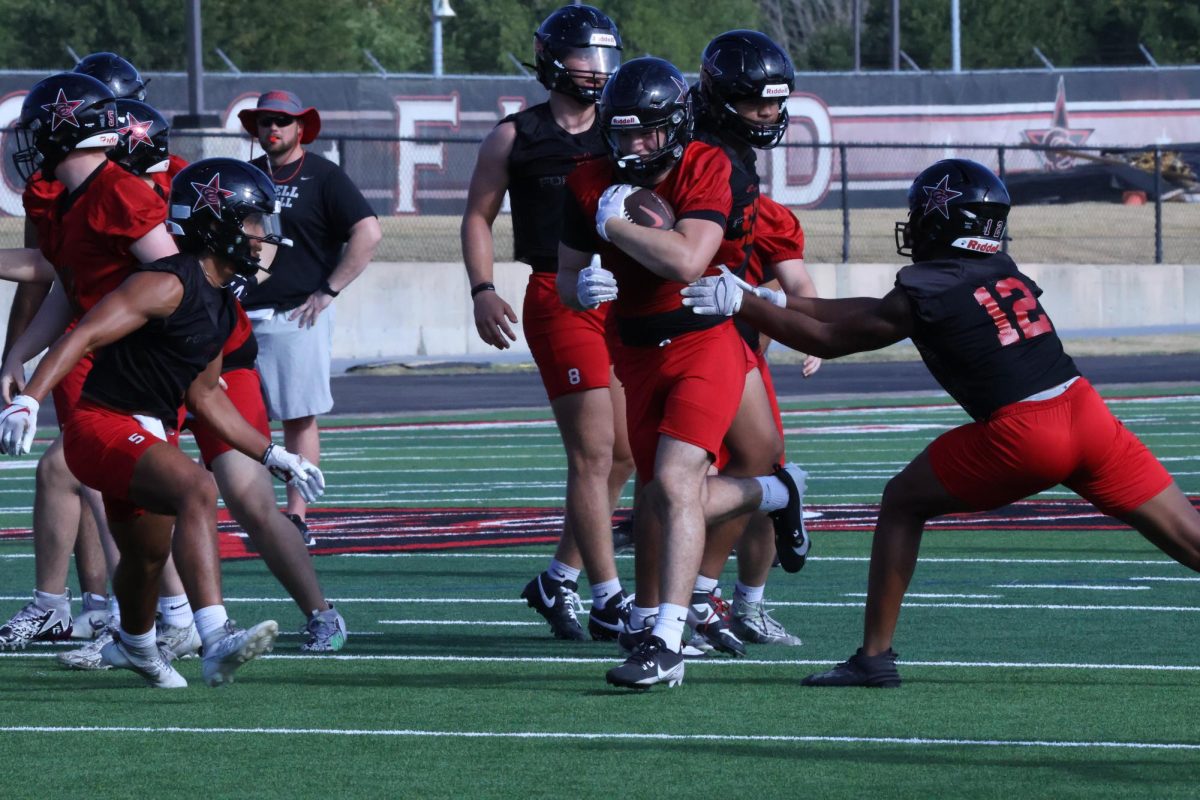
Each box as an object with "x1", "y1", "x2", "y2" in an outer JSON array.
[
  {"x1": 610, "y1": 115, "x2": 641, "y2": 126},
  {"x1": 952, "y1": 237, "x2": 1001, "y2": 254},
  {"x1": 589, "y1": 33, "x2": 617, "y2": 46},
  {"x1": 761, "y1": 84, "x2": 790, "y2": 98}
]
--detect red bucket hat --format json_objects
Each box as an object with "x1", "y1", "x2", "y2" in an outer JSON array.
[{"x1": 238, "y1": 90, "x2": 322, "y2": 144}]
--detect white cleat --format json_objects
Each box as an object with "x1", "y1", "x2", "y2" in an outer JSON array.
[
  {"x1": 100, "y1": 639, "x2": 187, "y2": 688},
  {"x1": 201, "y1": 620, "x2": 279, "y2": 687},
  {"x1": 157, "y1": 619, "x2": 203, "y2": 661}
]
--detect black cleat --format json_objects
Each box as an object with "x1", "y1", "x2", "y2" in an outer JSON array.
[
  {"x1": 769, "y1": 463, "x2": 810, "y2": 572},
  {"x1": 588, "y1": 591, "x2": 632, "y2": 641},
  {"x1": 606, "y1": 635, "x2": 685, "y2": 690},
  {"x1": 688, "y1": 589, "x2": 746, "y2": 657},
  {"x1": 520, "y1": 573, "x2": 587, "y2": 641},
  {"x1": 285, "y1": 513, "x2": 316, "y2": 547},
  {"x1": 611, "y1": 517, "x2": 635, "y2": 555},
  {"x1": 801, "y1": 647, "x2": 901, "y2": 688}
]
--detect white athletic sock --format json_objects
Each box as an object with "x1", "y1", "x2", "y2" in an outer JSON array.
[
  {"x1": 755, "y1": 475, "x2": 788, "y2": 512},
  {"x1": 692, "y1": 575, "x2": 719, "y2": 596},
  {"x1": 118, "y1": 625, "x2": 157, "y2": 656},
  {"x1": 82, "y1": 592, "x2": 108, "y2": 612},
  {"x1": 33, "y1": 589, "x2": 69, "y2": 612},
  {"x1": 629, "y1": 605, "x2": 656, "y2": 631},
  {"x1": 193, "y1": 605, "x2": 230, "y2": 650},
  {"x1": 108, "y1": 595, "x2": 122, "y2": 626},
  {"x1": 158, "y1": 594, "x2": 193, "y2": 628},
  {"x1": 734, "y1": 581, "x2": 765, "y2": 605},
  {"x1": 590, "y1": 578, "x2": 622, "y2": 608},
  {"x1": 650, "y1": 603, "x2": 688, "y2": 652},
  {"x1": 546, "y1": 559, "x2": 581, "y2": 585}
]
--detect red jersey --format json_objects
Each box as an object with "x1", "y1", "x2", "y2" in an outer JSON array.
[
  {"x1": 22, "y1": 171, "x2": 64, "y2": 245},
  {"x1": 748, "y1": 195, "x2": 805, "y2": 286},
  {"x1": 39, "y1": 160, "x2": 166, "y2": 318},
  {"x1": 563, "y1": 141, "x2": 736, "y2": 318}
]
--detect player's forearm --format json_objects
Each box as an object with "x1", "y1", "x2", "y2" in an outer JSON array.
[
  {"x1": 188, "y1": 387, "x2": 272, "y2": 461},
  {"x1": 461, "y1": 214, "x2": 499, "y2": 285},
  {"x1": 3, "y1": 280, "x2": 53, "y2": 360},
  {"x1": 21, "y1": 329, "x2": 95, "y2": 402},
  {"x1": 786, "y1": 295, "x2": 879, "y2": 322},
  {"x1": 0, "y1": 249, "x2": 55, "y2": 285},
  {"x1": 740, "y1": 294, "x2": 852, "y2": 359},
  {"x1": 325, "y1": 218, "x2": 382, "y2": 294},
  {"x1": 5, "y1": 283, "x2": 70, "y2": 365},
  {"x1": 606, "y1": 221, "x2": 710, "y2": 283}
]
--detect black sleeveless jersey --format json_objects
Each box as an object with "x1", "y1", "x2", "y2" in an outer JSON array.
[
  {"x1": 693, "y1": 123, "x2": 762, "y2": 349},
  {"x1": 504, "y1": 103, "x2": 606, "y2": 272},
  {"x1": 896, "y1": 253, "x2": 1079, "y2": 422},
  {"x1": 84, "y1": 253, "x2": 236, "y2": 427}
]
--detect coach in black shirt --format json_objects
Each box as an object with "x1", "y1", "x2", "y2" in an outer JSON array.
[{"x1": 239, "y1": 90, "x2": 382, "y2": 530}]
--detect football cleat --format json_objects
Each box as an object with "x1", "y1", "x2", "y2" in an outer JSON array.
[
  {"x1": 520, "y1": 572, "x2": 587, "y2": 641},
  {"x1": 285, "y1": 513, "x2": 317, "y2": 547},
  {"x1": 606, "y1": 635, "x2": 685, "y2": 690},
  {"x1": 611, "y1": 517, "x2": 635, "y2": 554},
  {"x1": 801, "y1": 647, "x2": 901, "y2": 688},
  {"x1": 157, "y1": 618, "x2": 203, "y2": 661},
  {"x1": 730, "y1": 597, "x2": 802, "y2": 646},
  {"x1": 201, "y1": 619, "x2": 279, "y2": 687},
  {"x1": 619, "y1": 622, "x2": 707, "y2": 659},
  {"x1": 72, "y1": 596, "x2": 111, "y2": 640},
  {"x1": 57, "y1": 626, "x2": 116, "y2": 671},
  {"x1": 0, "y1": 599, "x2": 72, "y2": 649},
  {"x1": 587, "y1": 591, "x2": 632, "y2": 641},
  {"x1": 688, "y1": 589, "x2": 746, "y2": 657},
  {"x1": 300, "y1": 605, "x2": 347, "y2": 652},
  {"x1": 100, "y1": 637, "x2": 188, "y2": 688},
  {"x1": 769, "y1": 463, "x2": 811, "y2": 572}
]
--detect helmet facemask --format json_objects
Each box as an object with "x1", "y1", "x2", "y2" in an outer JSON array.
[{"x1": 604, "y1": 110, "x2": 690, "y2": 185}]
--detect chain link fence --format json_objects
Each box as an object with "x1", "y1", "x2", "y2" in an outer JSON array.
[{"x1": 5, "y1": 130, "x2": 1197, "y2": 265}]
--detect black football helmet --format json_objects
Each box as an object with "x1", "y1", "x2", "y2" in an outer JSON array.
[
  {"x1": 12, "y1": 72, "x2": 119, "y2": 182},
  {"x1": 166, "y1": 158, "x2": 289, "y2": 276},
  {"x1": 109, "y1": 99, "x2": 169, "y2": 176},
  {"x1": 598, "y1": 57, "x2": 692, "y2": 184},
  {"x1": 74, "y1": 52, "x2": 147, "y2": 101},
  {"x1": 896, "y1": 159, "x2": 1011, "y2": 260},
  {"x1": 697, "y1": 30, "x2": 794, "y2": 149},
  {"x1": 532, "y1": 5, "x2": 622, "y2": 103}
]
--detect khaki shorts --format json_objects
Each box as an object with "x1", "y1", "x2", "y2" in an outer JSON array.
[{"x1": 250, "y1": 305, "x2": 335, "y2": 421}]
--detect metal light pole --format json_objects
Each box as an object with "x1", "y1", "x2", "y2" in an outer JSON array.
[
  {"x1": 852, "y1": 0, "x2": 862, "y2": 72},
  {"x1": 432, "y1": 0, "x2": 456, "y2": 77},
  {"x1": 951, "y1": 0, "x2": 962, "y2": 72},
  {"x1": 891, "y1": 0, "x2": 901, "y2": 72}
]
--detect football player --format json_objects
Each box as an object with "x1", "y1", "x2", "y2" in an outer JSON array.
[
  {"x1": 683, "y1": 158, "x2": 1200, "y2": 687},
  {"x1": 461, "y1": 5, "x2": 635, "y2": 641}
]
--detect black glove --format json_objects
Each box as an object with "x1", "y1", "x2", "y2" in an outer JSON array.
[{"x1": 226, "y1": 273, "x2": 259, "y2": 301}]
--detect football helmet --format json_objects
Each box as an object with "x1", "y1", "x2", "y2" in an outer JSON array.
[
  {"x1": 895, "y1": 159, "x2": 1011, "y2": 259},
  {"x1": 697, "y1": 30, "x2": 794, "y2": 149},
  {"x1": 109, "y1": 99, "x2": 169, "y2": 176},
  {"x1": 74, "y1": 52, "x2": 147, "y2": 101},
  {"x1": 533, "y1": 5, "x2": 622, "y2": 103},
  {"x1": 166, "y1": 158, "x2": 289, "y2": 276},
  {"x1": 598, "y1": 57, "x2": 692, "y2": 184},
  {"x1": 12, "y1": 72, "x2": 119, "y2": 182}
]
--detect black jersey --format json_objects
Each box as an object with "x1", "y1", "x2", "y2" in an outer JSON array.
[
  {"x1": 84, "y1": 253, "x2": 236, "y2": 427},
  {"x1": 897, "y1": 253, "x2": 1079, "y2": 421},
  {"x1": 504, "y1": 103, "x2": 606, "y2": 272}
]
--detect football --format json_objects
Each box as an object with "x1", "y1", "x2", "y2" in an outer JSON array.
[{"x1": 623, "y1": 188, "x2": 676, "y2": 230}]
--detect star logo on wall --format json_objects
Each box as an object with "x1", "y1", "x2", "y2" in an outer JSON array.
[
  {"x1": 42, "y1": 89, "x2": 84, "y2": 131},
  {"x1": 1021, "y1": 76, "x2": 1094, "y2": 171},
  {"x1": 191, "y1": 173, "x2": 235, "y2": 218},
  {"x1": 922, "y1": 175, "x2": 962, "y2": 218}
]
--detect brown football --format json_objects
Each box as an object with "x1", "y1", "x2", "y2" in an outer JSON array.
[{"x1": 623, "y1": 188, "x2": 676, "y2": 230}]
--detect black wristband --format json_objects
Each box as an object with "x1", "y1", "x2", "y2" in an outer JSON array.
[
  {"x1": 319, "y1": 280, "x2": 340, "y2": 298},
  {"x1": 470, "y1": 281, "x2": 496, "y2": 299}
]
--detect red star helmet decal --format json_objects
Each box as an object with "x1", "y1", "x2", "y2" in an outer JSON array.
[
  {"x1": 191, "y1": 173, "x2": 235, "y2": 219},
  {"x1": 922, "y1": 175, "x2": 963, "y2": 219},
  {"x1": 118, "y1": 113, "x2": 154, "y2": 152},
  {"x1": 42, "y1": 89, "x2": 84, "y2": 131},
  {"x1": 1021, "y1": 76, "x2": 1094, "y2": 171}
]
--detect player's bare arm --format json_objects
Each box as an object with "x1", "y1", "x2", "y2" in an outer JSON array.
[
  {"x1": 20, "y1": 272, "x2": 183, "y2": 403},
  {"x1": 185, "y1": 355, "x2": 275, "y2": 460},
  {"x1": 742, "y1": 286, "x2": 913, "y2": 359},
  {"x1": 606, "y1": 216, "x2": 724, "y2": 283},
  {"x1": 0, "y1": 282, "x2": 72, "y2": 401},
  {"x1": 556, "y1": 243, "x2": 593, "y2": 311},
  {"x1": 462, "y1": 121, "x2": 519, "y2": 348},
  {"x1": 0, "y1": 248, "x2": 55, "y2": 284}
]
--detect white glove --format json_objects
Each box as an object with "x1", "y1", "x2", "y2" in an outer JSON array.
[
  {"x1": 595, "y1": 184, "x2": 638, "y2": 242},
  {"x1": 0, "y1": 394, "x2": 39, "y2": 456},
  {"x1": 261, "y1": 443, "x2": 326, "y2": 503},
  {"x1": 576, "y1": 254, "x2": 618, "y2": 309},
  {"x1": 680, "y1": 266, "x2": 743, "y2": 316},
  {"x1": 725, "y1": 269, "x2": 786, "y2": 307}
]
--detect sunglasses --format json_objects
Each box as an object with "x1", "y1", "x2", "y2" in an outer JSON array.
[{"x1": 256, "y1": 114, "x2": 297, "y2": 128}]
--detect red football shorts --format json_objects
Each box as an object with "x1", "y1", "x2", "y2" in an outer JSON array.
[
  {"x1": 51, "y1": 351, "x2": 93, "y2": 430},
  {"x1": 522, "y1": 272, "x2": 612, "y2": 401},
  {"x1": 614, "y1": 322, "x2": 749, "y2": 480},
  {"x1": 929, "y1": 377, "x2": 1172, "y2": 517},
  {"x1": 714, "y1": 348, "x2": 785, "y2": 472},
  {"x1": 186, "y1": 368, "x2": 271, "y2": 467},
  {"x1": 63, "y1": 399, "x2": 181, "y2": 523}
]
